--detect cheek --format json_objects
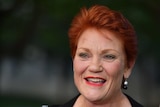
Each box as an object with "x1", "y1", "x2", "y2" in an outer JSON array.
[
  {"x1": 104, "y1": 61, "x2": 124, "y2": 77},
  {"x1": 73, "y1": 59, "x2": 88, "y2": 74},
  {"x1": 73, "y1": 59, "x2": 88, "y2": 87},
  {"x1": 105, "y1": 62, "x2": 124, "y2": 89}
]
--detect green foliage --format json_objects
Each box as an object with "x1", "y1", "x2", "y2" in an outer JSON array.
[{"x1": 0, "y1": 0, "x2": 159, "y2": 57}]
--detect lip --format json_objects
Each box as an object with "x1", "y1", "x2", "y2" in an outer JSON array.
[{"x1": 84, "y1": 76, "x2": 106, "y2": 86}]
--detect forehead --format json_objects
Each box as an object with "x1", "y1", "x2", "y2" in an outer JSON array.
[{"x1": 78, "y1": 28, "x2": 123, "y2": 48}]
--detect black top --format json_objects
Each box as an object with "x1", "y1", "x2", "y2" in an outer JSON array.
[{"x1": 49, "y1": 94, "x2": 143, "y2": 107}]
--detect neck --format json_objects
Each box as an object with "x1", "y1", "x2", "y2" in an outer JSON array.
[{"x1": 74, "y1": 92, "x2": 131, "y2": 107}]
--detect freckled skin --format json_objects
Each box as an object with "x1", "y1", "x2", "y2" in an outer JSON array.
[{"x1": 73, "y1": 28, "x2": 132, "y2": 106}]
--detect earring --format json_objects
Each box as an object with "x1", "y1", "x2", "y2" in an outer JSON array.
[{"x1": 123, "y1": 78, "x2": 128, "y2": 90}]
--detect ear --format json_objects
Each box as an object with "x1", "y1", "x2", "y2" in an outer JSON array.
[{"x1": 124, "y1": 59, "x2": 136, "y2": 79}]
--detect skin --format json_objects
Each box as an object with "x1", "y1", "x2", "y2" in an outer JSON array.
[{"x1": 73, "y1": 28, "x2": 133, "y2": 107}]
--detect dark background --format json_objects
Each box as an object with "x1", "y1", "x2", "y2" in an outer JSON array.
[{"x1": 0, "y1": 0, "x2": 160, "y2": 107}]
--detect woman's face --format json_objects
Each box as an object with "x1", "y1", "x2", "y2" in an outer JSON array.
[{"x1": 73, "y1": 28, "x2": 132, "y2": 103}]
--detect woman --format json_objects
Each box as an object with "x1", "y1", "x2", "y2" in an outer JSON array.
[{"x1": 49, "y1": 5, "x2": 143, "y2": 107}]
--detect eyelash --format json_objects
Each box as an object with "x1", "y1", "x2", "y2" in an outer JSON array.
[
  {"x1": 79, "y1": 53, "x2": 89, "y2": 58},
  {"x1": 103, "y1": 55, "x2": 116, "y2": 60}
]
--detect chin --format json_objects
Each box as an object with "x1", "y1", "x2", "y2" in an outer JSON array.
[{"x1": 82, "y1": 90, "x2": 107, "y2": 102}]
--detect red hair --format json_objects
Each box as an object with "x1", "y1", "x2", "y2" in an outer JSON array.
[{"x1": 68, "y1": 5, "x2": 137, "y2": 68}]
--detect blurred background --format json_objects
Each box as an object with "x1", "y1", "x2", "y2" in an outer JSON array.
[{"x1": 0, "y1": 0, "x2": 160, "y2": 107}]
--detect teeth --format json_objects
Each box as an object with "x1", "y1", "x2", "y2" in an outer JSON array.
[{"x1": 86, "y1": 78, "x2": 106, "y2": 83}]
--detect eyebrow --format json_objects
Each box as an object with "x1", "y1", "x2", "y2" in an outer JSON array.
[
  {"x1": 77, "y1": 48, "x2": 90, "y2": 52},
  {"x1": 77, "y1": 47, "x2": 120, "y2": 55},
  {"x1": 101, "y1": 49, "x2": 120, "y2": 55}
]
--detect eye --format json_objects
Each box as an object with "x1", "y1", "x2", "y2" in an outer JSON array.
[
  {"x1": 78, "y1": 53, "x2": 89, "y2": 59},
  {"x1": 103, "y1": 54, "x2": 116, "y2": 61}
]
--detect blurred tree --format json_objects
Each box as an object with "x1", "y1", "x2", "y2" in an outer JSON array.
[{"x1": 0, "y1": 0, "x2": 160, "y2": 107}]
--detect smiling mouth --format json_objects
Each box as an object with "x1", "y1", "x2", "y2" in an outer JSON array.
[{"x1": 85, "y1": 77, "x2": 106, "y2": 86}]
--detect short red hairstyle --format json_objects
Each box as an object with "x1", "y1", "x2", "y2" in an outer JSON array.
[{"x1": 68, "y1": 5, "x2": 137, "y2": 68}]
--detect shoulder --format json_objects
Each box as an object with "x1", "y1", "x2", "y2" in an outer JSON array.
[
  {"x1": 125, "y1": 94, "x2": 144, "y2": 107},
  {"x1": 41, "y1": 104, "x2": 59, "y2": 107}
]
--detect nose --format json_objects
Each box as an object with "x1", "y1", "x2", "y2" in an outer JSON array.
[{"x1": 88, "y1": 57, "x2": 103, "y2": 73}]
